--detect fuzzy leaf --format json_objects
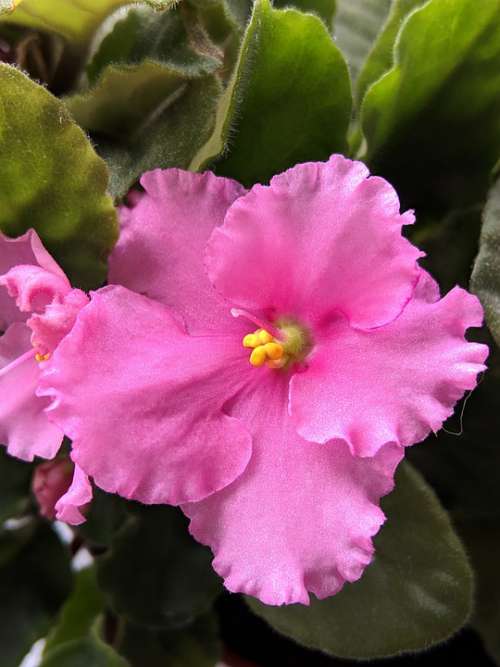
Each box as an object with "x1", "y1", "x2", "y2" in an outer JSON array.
[
  {"x1": 192, "y1": 0, "x2": 351, "y2": 186},
  {"x1": 360, "y1": 0, "x2": 500, "y2": 213},
  {"x1": 274, "y1": 0, "x2": 336, "y2": 27},
  {"x1": 247, "y1": 463, "x2": 472, "y2": 659},
  {"x1": 97, "y1": 505, "x2": 222, "y2": 629},
  {"x1": 0, "y1": 64, "x2": 117, "y2": 288},
  {"x1": 471, "y1": 178, "x2": 500, "y2": 347}
]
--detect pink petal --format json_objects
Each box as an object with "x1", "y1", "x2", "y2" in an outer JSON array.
[
  {"x1": 0, "y1": 321, "x2": 31, "y2": 368},
  {"x1": 206, "y1": 155, "x2": 422, "y2": 330},
  {"x1": 55, "y1": 464, "x2": 93, "y2": 526},
  {"x1": 0, "y1": 229, "x2": 66, "y2": 329},
  {"x1": 183, "y1": 372, "x2": 403, "y2": 605},
  {"x1": 0, "y1": 344, "x2": 62, "y2": 461},
  {"x1": 38, "y1": 285, "x2": 253, "y2": 505},
  {"x1": 0, "y1": 265, "x2": 70, "y2": 314},
  {"x1": 32, "y1": 458, "x2": 74, "y2": 520},
  {"x1": 109, "y1": 169, "x2": 247, "y2": 335},
  {"x1": 290, "y1": 271, "x2": 488, "y2": 456}
]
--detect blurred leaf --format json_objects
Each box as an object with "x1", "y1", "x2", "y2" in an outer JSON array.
[
  {"x1": 356, "y1": 0, "x2": 426, "y2": 102},
  {"x1": 0, "y1": 447, "x2": 31, "y2": 523},
  {"x1": 361, "y1": 0, "x2": 500, "y2": 213},
  {"x1": 77, "y1": 488, "x2": 129, "y2": 549},
  {"x1": 471, "y1": 178, "x2": 500, "y2": 347},
  {"x1": 455, "y1": 518, "x2": 500, "y2": 664},
  {"x1": 119, "y1": 614, "x2": 221, "y2": 667},
  {"x1": 192, "y1": 0, "x2": 351, "y2": 186},
  {"x1": 334, "y1": 0, "x2": 391, "y2": 81},
  {"x1": 41, "y1": 637, "x2": 129, "y2": 667},
  {"x1": 0, "y1": 1, "x2": 176, "y2": 46},
  {"x1": 41, "y1": 567, "x2": 129, "y2": 666},
  {"x1": 247, "y1": 463, "x2": 472, "y2": 659},
  {"x1": 43, "y1": 567, "x2": 104, "y2": 654},
  {"x1": 0, "y1": 521, "x2": 72, "y2": 667},
  {"x1": 97, "y1": 504, "x2": 222, "y2": 629},
  {"x1": 274, "y1": 0, "x2": 336, "y2": 27},
  {"x1": 0, "y1": 64, "x2": 117, "y2": 289}
]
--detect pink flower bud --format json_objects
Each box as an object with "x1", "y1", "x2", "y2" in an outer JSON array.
[{"x1": 32, "y1": 459, "x2": 73, "y2": 520}]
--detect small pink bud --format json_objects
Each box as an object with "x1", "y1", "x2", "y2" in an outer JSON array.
[{"x1": 32, "y1": 459, "x2": 73, "y2": 520}]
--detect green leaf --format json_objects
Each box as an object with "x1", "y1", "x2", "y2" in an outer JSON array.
[
  {"x1": 85, "y1": 5, "x2": 222, "y2": 87},
  {"x1": 274, "y1": 0, "x2": 336, "y2": 27},
  {"x1": 355, "y1": 0, "x2": 426, "y2": 102},
  {"x1": 0, "y1": 64, "x2": 117, "y2": 289},
  {"x1": 360, "y1": 0, "x2": 500, "y2": 213},
  {"x1": 119, "y1": 614, "x2": 221, "y2": 667},
  {"x1": 97, "y1": 504, "x2": 222, "y2": 629},
  {"x1": 98, "y1": 74, "x2": 221, "y2": 199},
  {"x1": 44, "y1": 567, "x2": 105, "y2": 654},
  {"x1": 334, "y1": 0, "x2": 391, "y2": 82},
  {"x1": 0, "y1": 1, "x2": 176, "y2": 46},
  {"x1": 41, "y1": 637, "x2": 129, "y2": 667},
  {"x1": 192, "y1": 0, "x2": 352, "y2": 186},
  {"x1": 77, "y1": 489, "x2": 129, "y2": 549},
  {"x1": 0, "y1": 521, "x2": 72, "y2": 667},
  {"x1": 471, "y1": 178, "x2": 500, "y2": 347},
  {"x1": 41, "y1": 567, "x2": 129, "y2": 667},
  {"x1": 455, "y1": 518, "x2": 500, "y2": 664},
  {"x1": 247, "y1": 463, "x2": 472, "y2": 659},
  {"x1": 0, "y1": 447, "x2": 31, "y2": 523}
]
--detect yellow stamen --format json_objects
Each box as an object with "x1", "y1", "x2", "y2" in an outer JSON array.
[
  {"x1": 257, "y1": 329, "x2": 273, "y2": 345},
  {"x1": 242, "y1": 333, "x2": 260, "y2": 348},
  {"x1": 249, "y1": 345, "x2": 267, "y2": 367},
  {"x1": 35, "y1": 352, "x2": 50, "y2": 362},
  {"x1": 264, "y1": 342, "x2": 284, "y2": 360}
]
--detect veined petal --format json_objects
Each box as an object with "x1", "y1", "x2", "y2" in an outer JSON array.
[
  {"x1": 183, "y1": 373, "x2": 403, "y2": 606},
  {"x1": 290, "y1": 272, "x2": 488, "y2": 456},
  {"x1": 206, "y1": 155, "x2": 422, "y2": 330},
  {"x1": 55, "y1": 464, "x2": 92, "y2": 526},
  {"x1": 109, "y1": 169, "x2": 247, "y2": 335},
  {"x1": 38, "y1": 285, "x2": 253, "y2": 505}
]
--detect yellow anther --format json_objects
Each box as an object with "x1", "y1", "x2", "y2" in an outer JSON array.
[
  {"x1": 267, "y1": 356, "x2": 288, "y2": 369},
  {"x1": 257, "y1": 329, "x2": 273, "y2": 345},
  {"x1": 35, "y1": 352, "x2": 50, "y2": 362},
  {"x1": 242, "y1": 333, "x2": 260, "y2": 348},
  {"x1": 249, "y1": 345, "x2": 267, "y2": 367},
  {"x1": 264, "y1": 342, "x2": 284, "y2": 360}
]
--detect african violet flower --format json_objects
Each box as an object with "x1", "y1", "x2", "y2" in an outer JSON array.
[
  {"x1": 32, "y1": 458, "x2": 91, "y2": 524},
  {"x1": 39, "y1": 155, "x2": 487, "y2": 604},
  {"x1": 0, "y1": 229, "x2": 91, "y2": 524}
]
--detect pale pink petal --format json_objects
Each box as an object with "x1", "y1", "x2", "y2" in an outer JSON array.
[
  {"x1": 0, "y1": 229, "x2": 66, "y2": 329},
  {"x1": 290, "y1": 272, "x2": 488, "y2": 456},
  {"x1": 207, "y1": 155, "x2": 422, "y2": 330},
  {"x1": 29, "y1": 288, "x2": 89, "y2": 356},
  {"x1": 55, "y1": 464, "x2": 92, "y2": 526},
  {"x1": 109, "y1": 169, "x2": 247, "y2": 335},
  {"x1": 0, "y1": 346, "x2": 62, "y2": 461},
  {"x1": 183, "y1": 372, "x2": 403, "y2": 605},
  {"x1": 38, "y1": 285, "x2": 253, "y2": 505},
  {"x1": 0, "y1": 265, "x2": 70, "y2": 313},
  {"x1": 0, "y1": 322, "x2": 31, "y2": 368}
]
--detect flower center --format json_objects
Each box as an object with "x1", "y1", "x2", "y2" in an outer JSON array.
[{"x1": 242, "y1": 320, "x2": 311, "y2": 369}]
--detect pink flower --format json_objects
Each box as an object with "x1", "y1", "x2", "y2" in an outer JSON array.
[
  {"x1": 32, "y1": 458, "x2": 91, "y2": 525},
  {"x1": 39, "y1": 156, "x2": 488, "y2": 604},
  {"x1": 0, "y1": 230, "x2": 92, "y2": 525}
]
